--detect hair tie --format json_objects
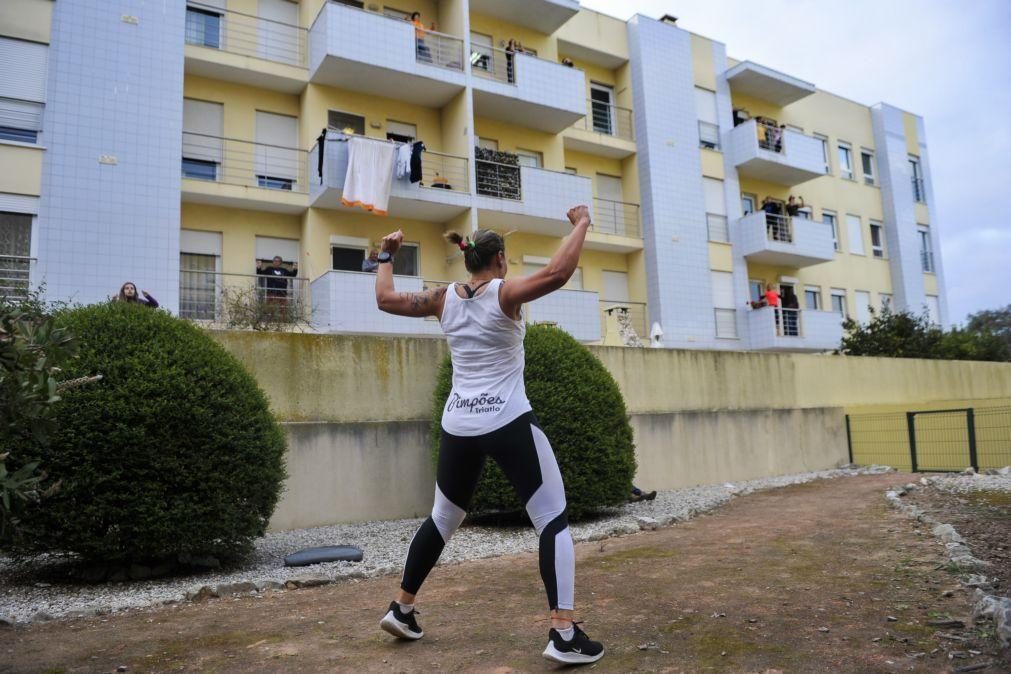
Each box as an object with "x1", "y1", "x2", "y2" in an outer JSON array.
[
  {"x1": 458, "y1": 241, "x2": 469, "y2": 251},
  {"x1": 468, "y1": 241, "x2": 476, "y2": 250}
]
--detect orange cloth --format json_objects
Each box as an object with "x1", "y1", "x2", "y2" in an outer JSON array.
[
  {"x1": 412, "y1": 19, "x2": 426, "y2": 39},
  {"x1": 765, "y1": 290, "x2": 780, "y2": 307}
]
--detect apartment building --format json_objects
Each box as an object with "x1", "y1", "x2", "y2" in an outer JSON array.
[{"x1": 0, "y1": 0, "x2": 947, "y2": 352}]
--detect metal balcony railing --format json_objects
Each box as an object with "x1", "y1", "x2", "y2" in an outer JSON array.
[
  {"x1": 706, "y1": 213, "x2": 729, "y2": 242},
  {"x1": 179, "y1": 269, "x2": 310, "y2": 323},
  {"x1": 185, "y1": 2, "x2": 306, "y2": 67},
  {"x1": 698, "y1": 121, "x2": 720, "y2": 150},
  {"x1": 714, "y1": 307, "x2": 738, "y2": 338},
  {"x1": 763, "y1": 213, "x2": 794, "y2": 243},
  {"x1": 475, "y1": 158, "x2": 521, "y2": 200},
  {"x1": 471, "y1": 45, "x2": 515, "y2": 84},
  {"x1": 181, "y1": 132, "x2": 308, "y2": 193},
  {"x1": 756, "y1": 118, "x2": 785, "y2": 153},
  {"x1": 416, "y1": 149, "x2": 469, "y2": 192},
  {"x1": 912, "y1": 177, "x2": 926, "y2": 203},
  {"x1": 593, "y1": 198, "x2": 640, "y2": 238},
  {"x1": 600, "y1": 300, "x2": 648, "y2": 342},
  {"x1": 415, "y1": 29, "x2": 464, "y2": 71},
  {"x1": 0, "y1": 254, "x2": 33, "y2": 299},
  {"x1": 572, "y1": 100, "x2": 634, "y2": 141}
]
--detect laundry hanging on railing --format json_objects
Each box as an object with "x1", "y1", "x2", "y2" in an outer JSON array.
[
  {"x1": 341, "y1": 135, "x2": 395, "y2": 216},
  {"x1": 395, "y1": 142, "x2": 412, "y2": 179},
  {"x1": 316, "y1": 128, "x2": 327, "y2": 184},
  {"x1": 409, "y1": 141, "x2": 426, "y2": 184}
]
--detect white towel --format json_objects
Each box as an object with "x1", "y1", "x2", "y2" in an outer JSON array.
[
  {"x1": 342, "y1": 136, "x2": 396, "y2": 215},
  {"x1": 395, "y1": 143, "x2": 412, "y2": 179}
]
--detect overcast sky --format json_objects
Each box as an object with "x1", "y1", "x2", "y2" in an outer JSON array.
[{"x1": 580, "y1": 0, "x2": 1011, "y2": 324}]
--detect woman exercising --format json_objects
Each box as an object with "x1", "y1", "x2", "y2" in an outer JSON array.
[{"x1": 373, "y1": 205, "x2": 604, "y2": 665}]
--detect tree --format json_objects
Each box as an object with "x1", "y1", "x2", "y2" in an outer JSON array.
[
  {"x1": 966, "y1": 304, "x2": 1011, "y2": 353},
  {"x1": 840, "y1": 307, "x2": 1009, "y2": 362}
]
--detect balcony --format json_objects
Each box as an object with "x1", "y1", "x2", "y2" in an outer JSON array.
[
  {"x1": 1, "y1": 254, "x2": 33, "y2": 299},
  {"x1": 179, "y1": 269, "x2": 310, "y2": 327},
  {"x1": 728, "y1": 119, "x2": 824, "y2": 186},
  {"x1": 181, "y1": 133, "x2": 308, "y2": 213},
  {"x1": 527, "y1": 289, "x2": 602, "y2": 343},
  {"x1": 471, "y1": 48, "x2": 585, "y2": 133},
  {"x1": 469, "y1": 0, "x2": 580, "y2": 35},
  {"x1": 587, "y1": 198, "x2": 643, "y2": 252},
  {"x1": 600, "y1": 301, "x2": 649, "y2": 346},
  {"x1": 309, "y1": 2, "x2": 465, "y2": 107},
  {"x1": 184, "y1": 3, "x2": 307, "y2": 93},
  {"x1": 564, "y1": 100, "x2": 636, "y2": 159},
  {"x1": 311, "y1": 270, "x2": 444, "y2": 336},
  {"x1": 747, "y1": 307, "x2": 843, "y2": 352},
  {"x1": 735, "y1": 211, "x2": 834, "y2": 267},
  {"x1": 309, "y1": 133, "x2": 471, "y2": 222},
  {"x1": 474, "y1": 159, "x2": 592, "y2": 236},
  {"x1": 725, "y1": 61, "x2": 815, "y2": 107}
]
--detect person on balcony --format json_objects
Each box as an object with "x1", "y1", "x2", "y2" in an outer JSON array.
[
  {"x1": 256, "y1": 256, "x2": 298, "y2": 306},
  {"x1": 785, "y1": 195, "x2": 806, "y2": 218},
  {"x1": 373, "y1": 206, "x2": 606, "y2": 665},
  {"x1": 411, "y1": 12, "x2": 432, "y2": 63},
  {"x1": 761, "y1": 196, "x2": 782, "y2": 239},
  {"x1": 781, "y1": 287, "x2": 800, "y2": 336},
  {"x1": 362, "y1": 249, "x2": 380, "y2": 273},
  {"x1": 116, "y1": 281, "x2": 158, "y2": 308}
]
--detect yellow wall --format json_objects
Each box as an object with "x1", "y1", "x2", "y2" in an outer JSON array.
[
  {"x1": 709, "y1": 242, "x2": 733, "y2": 272},
  {"x1": 0, "y1": 0, "x2": 52, "y2": 43},
  {"x1": 474, "y1": 117, "x2": 563, "y2": 169},
  {"x1": 181, "y1": 203, "x2": 301, "y2": 276},
  {"x1": 690, "y1": 33, "x2": 716, "y2": 90},
  {"x1": 699, "y1": 149, "x2": 724, "y2": 179},
  {"x1": 469, "y1": 13, "x2": 557, "y2": 61},
  {"x1": 184, "y1": 75, "x2": 300, "y2": 140},
  {"x1": 555, "y1": 9, "x2": 629, "y2": 65},
  {"x1": 0, "y1": 145, "x2": 43, "y2": 196}
]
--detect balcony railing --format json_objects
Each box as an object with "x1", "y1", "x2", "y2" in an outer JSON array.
[
  {"x1": 706, "y1": 213, "x2": 729, "y2": 242},
  {"x1": 185, "y1": 2, "x2": 306, "y2": 67},
  {"x1": 600, "y1": 301, "x2": 648, "y2": 343},
  {"x1": 921, "y1": 250, "x2": 935, "y2": 273},
  {"x1": 179, "y1": 269, "x2": 310, "y2": 324},
  {"x1": 0, "y1": 254, "x2": 33, "y2": 299},
  {"x1": 471, "y1": 45, "x2": 515, "y2": 84},
  {"x1": 572, "y1": 100, "x2": 634, "y2": 141},
  {"x1": 698, "y1": 121, "x2": 720, "y2": 150},
  {"x1": 756, "y1": 118, "x2": 785, "y2": 153},
  {"x1": 912, "y1": 177, "x2": 926, "y2": 203},
  {"x1": 593, "y1": 198, "x2": 640, "y2": 238},
  {"x1": 415, "y1": 28, "x2": 464, "y2": 71},
  {"x1": 417, "y1": 149, "x2": 469, "y2": 192},
  {"x1": 475, "y1": 158, "x2": 521, "y2": 200},
  {"x1": 181, "y1": 132, "x2": 308, "y2": 193},
  {"x1": 763, "y1": 213, "x2": 794, "y2": 243},
  {"x1": 714, "y1": 308, "x2": 738, "y2": 338}
]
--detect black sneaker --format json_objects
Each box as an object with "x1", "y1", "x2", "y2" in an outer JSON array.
[
  {"x1": 543, "y1": 623, "x2": 605, "y2": 664},
  {"x1": 379, "y1": 601, "x2": 424, "y2": 640}
]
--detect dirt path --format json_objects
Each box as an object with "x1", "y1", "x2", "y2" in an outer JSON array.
[{"x1": 3, "y1": 474, "x2": 1008, "y2": 673}]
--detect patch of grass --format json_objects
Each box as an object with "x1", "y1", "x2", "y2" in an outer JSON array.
[
  {"x1": 963, "y1": 490, "x2": 1011, "y2": 508},
  {"x1": 597, "y1": 546, "x2": 679, "y2": 564},
  {"x1": 690, "y1": 628, "x2": 801, "y2": 669}
]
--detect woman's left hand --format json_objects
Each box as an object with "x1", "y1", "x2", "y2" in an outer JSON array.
[{"x1": 381, "y1": 230, "x2": 404, "y2": 255}]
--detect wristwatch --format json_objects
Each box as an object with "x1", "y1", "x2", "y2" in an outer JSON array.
[{"x1": 377, "y1": 251, "x2": 393, "y2": 264}]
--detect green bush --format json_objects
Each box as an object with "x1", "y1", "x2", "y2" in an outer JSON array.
[
  {"x1": 431, "y1": 323, "x2": 636, "y2": 519},
  {"x1": 840, "y1": 307, "x2": 1009, "y2": 362},
  {"x1": 12, "y1": 302, "x2": 286, "y2": 563}
]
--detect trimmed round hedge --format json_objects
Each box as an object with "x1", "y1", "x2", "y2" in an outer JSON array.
[
  {"x1": 16, "y1": 302, "x2": 286, "y2": 563},
  {"x1": 431, "y1": 323, "x2": 636, "y2": 519}
]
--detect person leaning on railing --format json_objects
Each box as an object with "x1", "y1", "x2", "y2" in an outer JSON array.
[
  {"x1": 411, "y1": 12, "x2": 435, "y2": 63},
  {"x1": 256, "y1": 256, "x2": 298, "y2": 305}
]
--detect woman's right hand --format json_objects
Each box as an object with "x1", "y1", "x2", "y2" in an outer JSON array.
[
  {"x1": 567, "y1": 205, "x2": 590, "y2": 228},
  {"x1": 381, "y1": 230, "x2": 404, "y2": 255}
]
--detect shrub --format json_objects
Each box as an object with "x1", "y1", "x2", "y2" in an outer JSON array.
[
  {"x1": 840, "y1": 307, "x2": 1009, "y2": 362},
  {"x1": 12, "y1": 302, "x2": 286, "y2": 563},
  {"x1": 431, "y1": 323, "x2": 636, "y2": 519}
]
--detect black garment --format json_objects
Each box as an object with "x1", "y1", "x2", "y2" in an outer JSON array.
[
  {"x1": 786, "y1": 203, "x2": 801, "y2": 217},
  {"x1": 259, "y1": 265, "x2": 296, "y2": 293},
  {"x1": 316, "y1": 128, "x2": 327, "y2": 184},
  {"x1": 409, "y1": 141, "x2": 425, "y2": 184}
]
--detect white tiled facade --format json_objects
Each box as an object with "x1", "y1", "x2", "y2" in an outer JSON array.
[
  {"x1": 746, "y1": 307, "x2": 844, "y2": 352},
  {"x1": 527, "y1": 289, "x2": 601, "y2": 342},
  {"x1": 312, "y1": 270, "x2": 443, "y2": 336},
  {"x1": 735, "y1": 212, "x2": 835, "y2": 267}
]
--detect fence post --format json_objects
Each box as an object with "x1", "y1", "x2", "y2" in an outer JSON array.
[
  {"x1": 844, "y1": 414, "x2": 853, "y2": 464},
  {"x1": 906, "y1": 412, "x2": 919, "y2": 473},
  {"x1": 966, "y1": 409, "x2": 978, "y2": 472}
]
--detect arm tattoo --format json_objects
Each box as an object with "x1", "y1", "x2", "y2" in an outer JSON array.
[{"x1": 404, "y1": 286, "x2": 447, "y2": 313}]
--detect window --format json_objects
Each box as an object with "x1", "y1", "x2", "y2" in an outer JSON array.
[
  {"x1": 846, "y1": 214, "x2": 864, "y2": 255},
  {"x1": 814, "y1": 133, "x2": 830, "y2": 173},
  {"x1": 925, "y1": 295, "x2": 940, "y2": 325},
  {"x1": 331, "y1": 245, "x2": 365, "y2": 271},
  {"x1": 179, "y1": 252, "x2": 219, "y2": 320},
  {"x1": 837, "y1": 142, "x2": 853, "y2": 180},
  {"x1": 854, "y1": 291, "x2": 871, "y2": 324},
  {"x1": 861, "y1": 150, "x2": 876, "y2": 186},
  {"x1": 0, "y1": 38, "x2": 48, "y2": 144},
  {"x1": 749, "y1": 280, "x2": 764, "y2": 304},
  {"x1": 328, "y1": 110, "x2": 365, "y2": 135},
  {"x1": 804, "y1": 286, "x2": 821, "y2": 311},
  {"x1": 741, "y1": 194, "x2": 756, "y2": 215},
  {"x1": 185, "y1": 7, "x2": 221, "y2": 49},
  {"x1": 183, "y1": 98, "x2": 223, "y2": 177},
  {"x1": 918, "y1": 225, "x2": 934, "y2": 272},
  {"x1": 386, "y1": 120, "x2": 417, "y2": 144},
  {"x1": 181, "y1": 157, "x2": 218, "y2": 180},
  {"x1": 477, "y1": 137, "x2": 498, "y2": 150},
  {"x1": 470, "y1": 32, "x2": 494, "y2": 73},
  {"x1": 255, "y1": 110, "x2": 298, "y2": 190},
  {"x1": 703, "y1": 177, "x2": 728, "y2": 242},
  {"x1": 880, "y1": 293, "x2": 893, "y2": 311},
  {"x1": 393, "y1": 243, "x2": 419, "y2": 276},
  {"x1": 0, "y1": 125, "x2": 38, "y2": 143},
  {"x1": 695, "y1": 87, "x2": 720, "y2": 150},
  {"x1": 0, "y1": 211, "x2": 32, "y2": 298},
  {"x1": 830, "y1": 289, "x2": 847, "y2": 317},
  {"x1": 515, "y1": 149, "x2": 542, "y2": 168},
  {"x1": 590, "y1": 83, "x2": 615, "y2": 135},
  {"x1": 711, "y1": 271, "x2": 737, "y2": 339},
  {"x1": 869, "y1": 221, "x2": 885, "y2": 257},
  {"x1": 333, "y1": 0, "x2": 365, "y2": 7},
  {"x1": 909, "y1": 155, "x2": 925, "y2": 202},
  {"x1": 382, "y1": 7, "x2": 411, "y2": 21},
  {"x1": 525, "y1": 259, "x2": 581, "y2": 289},
  {"x1": 822, "y1": 211, "x2": 838, "y2": 251},
  {"x1": 564, "y1": 167, "x2": 577, "y2": 175}
]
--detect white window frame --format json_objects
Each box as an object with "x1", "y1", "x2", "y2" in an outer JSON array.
[
  {"x1": 854, "y1": 290, "x2": 872, "y2": 324},
  {"x1": 386, "y1": 119, "x2": 417, "y2": 143},
  {"x1": 846, "y1": 214, "x2": 865, "y2": 255},
  {"x1": 477, "y1": 136, "x2": 498, "y2": 150},
  {"x1": 837, "y1": 142, "x2": 853, "y2": 180},
  {"x1": 741, "y1": 193, "x2": 756, "y2": 215},
  {"x1": 748, "y1": 279, "x2": 764, "y2": 304},
  {"x1": 814, "y1": 133, "x2": 830, "y2": 174},
  {"x1": 393, "y1": 241, "x2": 420, "y2": 277},
  {"x1": 869, "y1": 220, "x2": 885, "y2": 258},
  {"x1": 918, "y1": 225, "x2": 934, "y2": 273},
  {"x1": 822, "y1": 210, "x2": 838, "y2": 251},
  {"x1": 830, "y1": 289, "x2": 847, "y2": 317},
  {"x1": 515, "y1": 148, "x2": 542, "y2": 168},
  {"x1": 804, "y1": 285, "x2": 821, "y2": 311},
  {"x1": 860, "y1": 149, "x2": 876, "y2": 186}
]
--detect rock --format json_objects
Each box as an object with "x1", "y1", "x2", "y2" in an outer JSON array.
[
  {"x1": 30, "y1": 610, "x2": 54, "y2": 623},
  {"x1": 255, "y1": 580, "x2": 285, "y2": 592},
  {"x1": 636, "y1": 516, "x2": 658, "y2": 531},
  {"x1": 886, "y1": 616, "x2": 897, "y2": 622},
  {"x1": 187, "y1": 585, "x2": 220, "y2": 601},
  {"x1": 932, "y1": 523, "x2": 965, "y2": 544},
  {"x1": 75, "y1": 563, "x2": 110, "y2": 583},
  {"x1": 903, "y1": 483, "x2": 917, "y2": 492},
  {"x1": 818, "y1": 626, "x2": 830, "y2": 633},
  {"x1": 117, "y1": 666, "x2": 128, "y2": 673},
  {"x1": 128, "y1": 564, "x2": 155, "y2": 581},
  {"x1": 607, "y1": 523, "x2": 639, "y2": 537},
  {"x1": 65, "y1": 609, "x2": 97, "y2": 619},
  {"x1": 961, "y1": 467, "x2": 975, "y2": 475},
  {"x1": 286, "y1": 574, "x2": 330, "y2": 589},
  {"x1": 216, "y1": 581, "x2": 258, "y2": 596},
  {"x1": 926, "y1": 618, "x2": 965, "y2": 628},
  {"x1": 964, "y1": 575, "x2": 990, "y2": 589},
  {"x1": 178, "y1": 553, "x2": 221, "y2": 570},
  {"x1": 0, "y1": 615, "x2": 14, "y2": 628},
  {"x1": 997, "y1": 466, "x2": 1010, "y2": 476}
]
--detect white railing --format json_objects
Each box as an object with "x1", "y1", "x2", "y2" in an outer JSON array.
[
  {"x1": 471, "y1": 44, "x2": 514, "y2": 84},
  {"x1": 714, "y1": 307, "x2": 738, "y2": 338},
  {"x1": 179, "y1": 269, "x2": 310, "y2": 324},
  {"x1": 475, "y1": 158, "x2": 521, "y2": 200},
  {"x1": 593, "y1": 198, "x2": 640, "y2": 238},
  {"x1": 698, "y1": 121, "x2": 720, "y2": 150},
  {"x1": 706, "y1": 213, "x2": 729, "y2": 242},
  {"x1": 417, "y1": 149, "x2": 469, "y2": 192},
  {"x1": 763, "y1": 213, "x2": 794, "y2": 243},
  {"x1": 573, "y1": 100, "x2": 634, "y2": 141},
  {"x1": 186, "y1": 2, "x2": 306, "y2": 66},
  {"x1": 182, "y1": 132, "x2": 308, "y2": 193},
  {"x1": 416, "y1": 29, "x2": 464, "y2": 71},
  {"x1": 0, "y1": 255, "x2": 33, "y2": 299},
  {"x1": 756, "y1": 118, "x2": 784, "y2": 153}
]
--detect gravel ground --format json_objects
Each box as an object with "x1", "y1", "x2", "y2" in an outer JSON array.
[
  {"x1": 0, "y1": 466, "x2": 891, "y2": 624},
  {"x1": 928, "y1": 470, "x2": 1011, "y2": 494}
]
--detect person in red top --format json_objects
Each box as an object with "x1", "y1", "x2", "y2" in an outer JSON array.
[
  {"x1": 411, "y1": 12, "x2": 432, "y2": 62},
  {"x1": 764, "y1": 284, "x2": 780, "y2": 307}
]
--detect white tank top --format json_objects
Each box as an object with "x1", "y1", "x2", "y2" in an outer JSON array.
[{"x1": 439, "y1": 278, "x2": 532, "y2": 436}]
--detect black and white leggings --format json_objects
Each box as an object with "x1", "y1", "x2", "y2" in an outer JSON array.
[{"x1": 400, "y1": 411, "x2": 574, "y2": 610}]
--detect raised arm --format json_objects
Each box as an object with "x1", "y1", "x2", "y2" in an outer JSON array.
[
  {"x1": 375, "y1": 230, "x2": 447, "y2": 318},
  {"x1": 499, "y1": 205, "x2": 591, "y2": 316}
]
